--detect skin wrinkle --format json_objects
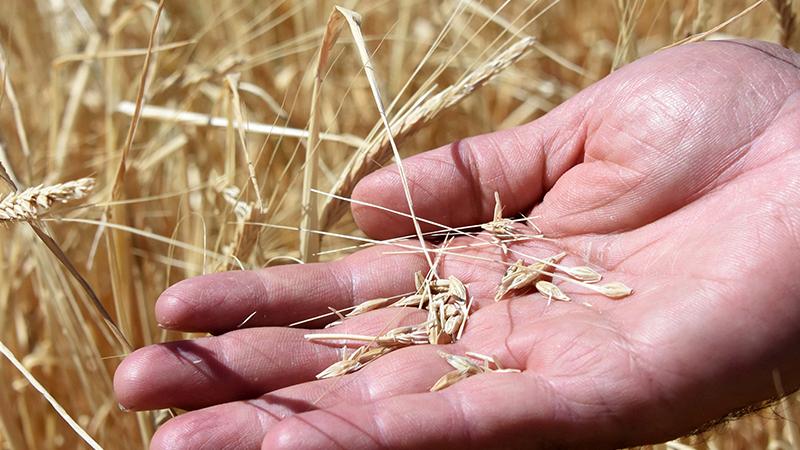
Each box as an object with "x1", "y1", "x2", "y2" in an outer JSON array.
[
  {"x1": 164, "y1": 414, "x2": 216, "y2": 449},
  {"x1": 642, "y1": 77, "x2": 703, "y2": 144},
  {"x1": 722, "y1": 40, "x2": 800, "y2": 72},
  {"x1": 480, "y1": 130, "x2": 522, "y2": 210},
  {"x1": 455, "y1": 138, "x2": 487, "y2": 221},
  {"x1": 404, "y1": 156, "x2": 454, "y2": 218},
  {"x1": 285, "y1": 414, "x2": 350, "y2": 450},
  {"x1": 702, "y1": 94, "x2": 800, "y2": 193},
  {"x1": 526, "y1": 124, "x2": 551, "y2": 209},
  {"x1": 327, "y1": 408, "x2": 383, "y2": 449},
  {"x1": 541, "y1": 160, "x2": 646, "y2": 226},
  {"x1": 517, "y1": 371, "x2": 584, "y2": 447},
  {"x1": 542, "y1": 111, "x2": 588, "y2": 190},
  {"x1": 332, "y1": 259, "x2": 358, "y2": 307},
  {"x1": 368, "y1": 400, "x2": 394, "y2": 447},
  {"x1": 444, "y1": 389, "x2": 472, "y2": 446},
  {"x1": 246, "y1": 399, "x2": 285, "y2": 424},
  {"x1": 548, "y1": 77, "x2": 787, "y2": 242},
  {"x1": 472, "y1": 300, "x2": 530, "y2": 370},
  {"x1": 764, "y1": 198, "x2": 800, "y2": 261},
  {"x1": 253, "y1": 270, "x2": 275, "y2": 314},
  {"x1": 596, "y1": 159, "x2": 647, "y2": 194}
]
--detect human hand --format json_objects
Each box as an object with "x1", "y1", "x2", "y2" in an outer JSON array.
[{"x1": 114, "y1": 40, "x2": 800, "y2": 449}]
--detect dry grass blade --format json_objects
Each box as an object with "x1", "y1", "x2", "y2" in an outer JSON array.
[
  {"x1": 0, "y1": 339, "x2": 102, "y2": 450},
  {"x1": 27, "y1": 224, "x2": 133, "y2": 352},
  {"x1": 319, "y1": 37, "x2": 536, "y2": 230},
  {"x1": 306, "y1": 322, "x2": 430, "y2": 347},
  {"x1": 769, "y1": 0, "x2": 798, "y2": 47},
  {"x1": 300, "y1": 8, "x2": 346, "y2": 262},
  {"x1": 0, "y1": 48, "x2": 31, "y2": 162},
  {"x1": 316, "y1": 345, "x2": 392, "y2": 379},
  {"x1": 225, "y1": 74, "x2": 265, "y2": 213},
  {"x1": 665, "y1": 0, "x2": 768, "y2": 49},
  {"x1": 116, "y1": 102, "x2": 363, "y2": 147},
  {"x1": 52, "y1": 34, "x2": 101, "y2": 175},
  {"x1": 346, "y1": 297, "x2": 392, "y2": 317},
  {"x1": 0, "y1": 178, "x2": 94, "y2": 221},
  {"x1": 613, "y1": 0, "x2": 646, "y2": 69},
  {"x1": 331, "y1": 6, "x2": 434, "y2": 269},
  {"x1": 103, "y1": 0, "x2": 166, "y2": 354},
  {"x1": 112, "y1": 0, "x2": 165, "y2": 197}
]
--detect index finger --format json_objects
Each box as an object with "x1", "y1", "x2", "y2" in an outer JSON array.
[{"x1": 156, "y1": 244, "x2": 428, "y2": 333}]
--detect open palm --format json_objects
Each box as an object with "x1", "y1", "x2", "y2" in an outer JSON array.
[{"x1": 114, "y1": 40, "x2": 800, "y2": 449}]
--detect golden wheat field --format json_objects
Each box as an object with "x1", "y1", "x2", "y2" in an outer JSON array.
[{"x1": 0, "y1": 0, "x2": 798, "y2": 449}]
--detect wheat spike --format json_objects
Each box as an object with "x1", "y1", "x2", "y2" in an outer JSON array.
[
  {"x1": 0, "y1": 178, "x2": 95, "y2": 222},
  {"x1": 318, "y1": 37, "x2": 536, "y2": 229}
]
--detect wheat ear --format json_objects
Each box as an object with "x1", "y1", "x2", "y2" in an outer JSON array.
[
  {"x1": 0, "y1": 178, "x2": 95, "y2": 222},
  {"x1": 318, "y1": 37, "x2": 535, "y2": 230}
]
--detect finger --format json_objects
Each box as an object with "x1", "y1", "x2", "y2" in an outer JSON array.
[
  {"x1": 260, "y1": 372, "x2": 568, "y2": 450},
  {"x1": 156, "y1": 244, "x2": 427, "y2": 333},
  {"x1": 148, "y1": 345, "x2": 454, "y2": 450},
  {"x1": 351, "y1": 91, "x2": 591, "y2": 239},
  {"x1": 115, "y1": 308, "x2": 425, "y2": 411}
]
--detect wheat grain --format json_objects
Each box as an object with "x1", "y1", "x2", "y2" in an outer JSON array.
[
  {"x1": 430, "y1": 351, "x2": 520, "y2": 392},
  {"x1": 315, "y1": 345, "x2": 392, "y2": 379},
  {"x1": 346, "y1": 297, "x2": 393, "y2": 317},
  {"x1": 495, "y1": 252, "x2": 566, "y2": 301},
  {"x1": 535, "y1": 280, "x2": 571, "y2": 303},
  {"x1": 597, "y1": 282, "x2": 635, "y2": 299},
  {"x1": 565, "y1": 266, "x2": 603, "y2": 283}
]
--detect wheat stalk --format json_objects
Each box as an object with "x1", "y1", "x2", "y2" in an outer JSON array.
[
  {"x1": 318, "y1": 37, "x2": 536, "y2": 230},
  {"x1": 770, "y1": 0, "x2": 797, "y2": 47},
  {"x1": 0, "y1": 178, "x2": 95, "y2": 222},
  {"x1": 0, "y1": 339, "x2": 102, "y2": 450}
]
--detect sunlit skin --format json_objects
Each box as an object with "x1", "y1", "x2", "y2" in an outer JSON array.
[{"x1": 114, "y1": 40, "x2": 800, "y2": 449}]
